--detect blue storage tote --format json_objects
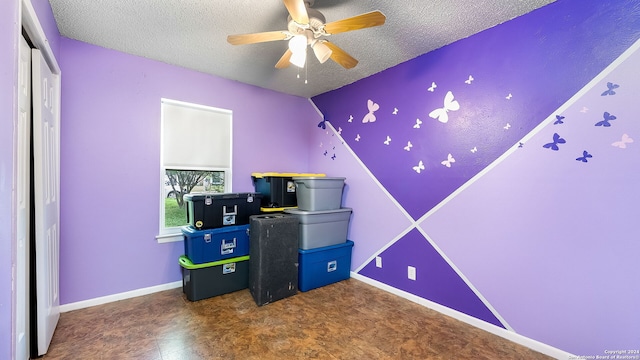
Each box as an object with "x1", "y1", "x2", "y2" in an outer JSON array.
[
  {"x1": 179, "y1": 255, "x2": 249, "y2": 301},
  {"x1": 298, "y1": 240, "x2": 354, "y2": 292},
  {"x1": 182, "y1": 224, "x2": 249, "y2": 264}
]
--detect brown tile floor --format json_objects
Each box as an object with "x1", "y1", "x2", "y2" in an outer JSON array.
[{"x1": 42, "y1": 279, "x2": 553, "y2": 359}]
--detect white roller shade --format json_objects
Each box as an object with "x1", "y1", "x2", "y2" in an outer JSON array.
[{"x1": 162, "y1": 100, "x2": 232, "y2": 169}]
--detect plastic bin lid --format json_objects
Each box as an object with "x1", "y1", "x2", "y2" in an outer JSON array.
[
  {"x1": 183, "y1": 193, "x2": 262, "y2": 205},
  {"x1": 179, "y1": 255, "x2": 249, "y2": 269},
  {"x1": 251, "y1": 172, "x2": 326, "y2": 178},
  {"x1": 259, "y1": 206, "x2": 297, "y2": 213},
  {"x1": 284, "y1": 207, "x2": 352, "y2": 215},
  {"x1": 184, "y1": 192, "x2": 261, "y2": 198},
  {"x1": 298, "y1": 240, "x2": 354, "y2": 254},
  {"x1": 293, "y1": 176, "x2": 346, "y2": 181},
  {"x1": 180, "y1": 224, "x2": 249, "y2": 235}
]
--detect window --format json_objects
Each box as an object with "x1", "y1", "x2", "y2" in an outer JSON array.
[{"x1": 157, "y1": 99, "x2": 232, "y2": 242}]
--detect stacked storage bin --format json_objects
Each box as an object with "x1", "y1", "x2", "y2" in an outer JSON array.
[
  {"x1": 179, "y1": 192, "x2": 262, "y2": 301},
  {"x1": 284, "y1": 177, "x2": 354, "y2": 292},
  {"x1": 251, "y1": 172, "x2": 325, "y2": 212},
  {"x1": 246, "y1": 172, "x2": 324, "y2": 306}
]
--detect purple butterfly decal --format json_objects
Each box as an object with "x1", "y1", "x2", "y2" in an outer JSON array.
[
  {"x1": 318, "y1": 119, "x2": 327, "y2": 130},
  {"x1": 331, "y1": 154, "x2": 336, "y2": 160},
  {"x1": 543, "y1": 133, "x2": 566, "y2": 151},
  {"x1": 554, "y1": 115, "x2": 565, "y2": 125},
  {"x1": 601, "y1": 82, "x2": 619, "y2": 96},
  {"x1": 576, "y1": 150, "x2": 592, "y2": 162},
  {"x1": 595, "y1": 112, "x2": 616, "y2": 127},
  {"x1": 323, "y1": 150, "x2": 328, "y2": 156}
]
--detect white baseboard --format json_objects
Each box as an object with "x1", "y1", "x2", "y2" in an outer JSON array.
[
  {"x1": 59, "y1": 281, "x2": 183, "y2": 313},
  {"x1": 350, "y1": 272, "x2": 574, "y2": 360}
]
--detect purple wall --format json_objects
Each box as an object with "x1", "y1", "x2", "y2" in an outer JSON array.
[
  {"x1": 311, "y1": 0, "x2": 640, "y2": 356},
  {"x1": 422, "y1": 51, "x2": 640, "y2": 354},
  {"x1": 59, "y1": 38, "x2": 319, "y2": 304},
  {"x1": 0, "y1": 1, "x2": 19, "y2": 357}
]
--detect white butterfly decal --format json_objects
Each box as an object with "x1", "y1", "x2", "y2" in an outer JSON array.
[
  {"x1": 348, "y1": 115, "x2": 353, "y2": 123},
  {"x1": 383, "y1": 136, "x2": 391, "y2": 145},
  {"x1": 504, "y1": 123, "x2": 511, "y2": 130},
  {"x1": 612, "y1": 133, "x2": 634, "y2": 148},
  {"x1": 413, "y1": 118, "x2": 422, "y2": 129},
  {"x1": 427, "y1": 82, "x2": 437, "y2": 92},
  {"x1": 413, "y1": 160, "x2": 425, "y2": 173},
  {"x1": 580, "y1": 107, "x2": 589, "y2": 113},
  {"x1": 362, "y1": 99, "x2": 380, "y2": 123},
  {"x1": 506, "y1": 93, "x2": 513, "y2": 100},
  {"x1": 465, "y1": 75, "x2": 474, "y2": 84},
  {"x1": 392, "y1": 108, "x2": 398, "y2": 115},
  {"x1": 404, "y1": 141, "x2": 413, "y2": 151},
  {"x1": 441, "y1": 153, "x2": 455, "y2": 168},
  {"x1": 355, "y1": 134, "x2": 361, "y2": 141},
  {"x1": 337, "y1": 127, "x2": 342, "y2": 135},
  {"x1": 470, "y1": 147, "x2": 477, "y2": 153},
  {"x1": 319, "y1": 142, "x2": 323, "y2": 147},
  {"x1": 429, "y1": 91, "x2": 460, "y2": 123}
]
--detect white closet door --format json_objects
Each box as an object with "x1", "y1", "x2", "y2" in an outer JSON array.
[
  {"x1": 16, "y1": 35, "x2": 32, "y2": 360},
  {"x1": 32, "y1": 48, "x2": 60, "y2": 356}
]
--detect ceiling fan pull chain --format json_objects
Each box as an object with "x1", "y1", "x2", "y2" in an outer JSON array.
[{"x1": 305, "y1": 54, "x2": 308, "y2": 84}]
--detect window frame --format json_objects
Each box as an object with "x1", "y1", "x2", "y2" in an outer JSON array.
[{"x1": 156, "y1": 99, "x2": 232, "y2": 243}]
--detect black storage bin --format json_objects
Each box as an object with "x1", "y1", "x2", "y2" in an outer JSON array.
[
  {"x1": 251, "y1": 173, "x2": 324, "y2": 208},
  {"x1": 248, "y1": 214, "x2": 299, "y2": 306},
  {"x1": 184, "y1": 192, "x2": 262, "y2": 230},
  {"x1": 179, "y1": 255, "x2": 249, "y2": 301}
]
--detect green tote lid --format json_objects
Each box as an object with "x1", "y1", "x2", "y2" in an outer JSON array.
[{"x1": 179, "y1": 255, "x2": 249, "y2": 269}]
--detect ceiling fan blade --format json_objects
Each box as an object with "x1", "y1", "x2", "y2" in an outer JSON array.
[
  {"x1": 323, "y1": 41, "x2": 358, "y2": 69},
  {"x1": 275, "y1": 49, "x2": 293, "y2": 69},
  {"x1": 323, "y1": 11, "x2": 386, "y2": 35},
  {"x1": 227, "y1": 31, "x2": 289, "y2": 45},
  {"x1": 283, "y1": 0, "x2": 309, "y2": 25}
]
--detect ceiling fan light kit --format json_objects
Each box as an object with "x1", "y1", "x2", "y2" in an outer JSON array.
[
  {"x1": 226, "y1": 0, "x2": 386, "y2": 70},
  {"x1": 312, "y1": 40, "x2": 332, "y2": 64},
  {"x1": 289, "y1": 34, "x2": 307, "y2": 52}
]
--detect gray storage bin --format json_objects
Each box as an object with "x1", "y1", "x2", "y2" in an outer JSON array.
[
  {"x1": 284, "y1": 208, "x2": 352, "y2": 250},
  {"x1": 293, "y1": 177, "x2": 345, "y2": 211}
]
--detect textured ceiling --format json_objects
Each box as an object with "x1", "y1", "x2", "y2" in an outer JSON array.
[{"x1": 48, "y1": 0, "x2": 555, "y2": 98}]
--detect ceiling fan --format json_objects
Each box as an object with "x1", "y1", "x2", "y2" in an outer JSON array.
[{"x1": 226, "y1": 0, "x2": 386, "y2": 69}]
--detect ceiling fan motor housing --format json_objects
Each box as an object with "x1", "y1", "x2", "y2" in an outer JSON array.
[{"x1": 287, "y1": 7, "x2": 326, "y2": 37}]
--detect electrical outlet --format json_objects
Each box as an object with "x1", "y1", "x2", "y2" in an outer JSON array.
[
  {"x1": 408, "y1": 266, "x2": 416, "y2": 280},
  {"x1": 375, "y1": 256, "x2": 382, "y2": 268}
]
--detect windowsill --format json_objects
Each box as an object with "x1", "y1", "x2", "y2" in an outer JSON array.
[{"x1": 156, "y1": 232, "x2": 182, "y2": 243}]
